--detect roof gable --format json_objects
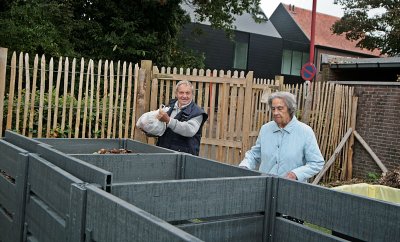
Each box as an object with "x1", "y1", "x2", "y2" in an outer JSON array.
[
  {"x1": 181, "y1": 3, "x2": 281, "y2": 38},
  {"x1": 281, "y1": 3, "x2": 380, "y2": 56}
]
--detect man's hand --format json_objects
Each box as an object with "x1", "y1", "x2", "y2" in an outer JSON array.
[
  {"x1": 285, "y1": 171, "x2": 297, "y2": 180},
  {"x1": 157, "y1": 109, "x2": 170, "y2": 123}
]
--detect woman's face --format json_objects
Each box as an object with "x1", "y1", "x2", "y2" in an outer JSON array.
[{"x1": 271, "y1": 98, "x2": 292, "y2": 128}]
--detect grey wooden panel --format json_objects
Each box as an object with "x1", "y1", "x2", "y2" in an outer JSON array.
[
  {"x1": 125, "y1": 139, "x2": 177, "y2": 153},
  {"x1": 276, "y1": 178, "x2": 400, "y2": 242},
  {"x1": 0, "y1": 140, "x2": 29, "y2": 242},
  {"x1": 111, "y1": 177, "x2": 268, "y2": 222},
  {"x1": 0, "y1": 175, "x2": 16, "y2": 217},
  {"x1": 28, "y1": 154, "x2": 83, "y2": 218},
  {"x1": 0, "y1": 139, "x2": 28, "y2": 177},
  {"x1": 178, "y1": 214, "x2": 264, "y2": 242},
  {"x1": 25, "y1": 195, "x2": 66, "y2": 242},
  {"x1": 35, "y1": 138, "x2": 123, "y2": 154},
  {"x1": 85, "y1": 185, "x2": 203, "y2": 242},
  {"x1": 37, "y1": 144, "x2": 112, "y2": 188},
  {"x1": 273, "y1": 217, "x2": 346, "y2": 242},
  {"x1": 184, "y1": 155, "x2": 263, "y2": 179},
  {"x1": 73, "y1": 154, "x2": 178, "y2": 183},
  {"x1": 4, "y1": 130, "x2": 43, "y2": 153},
  {"x1": 0, "y1": 209, "x2": 13, "y2": 242},
  {"x1": 67, "y1": 183, "x2": 87, "y2": 242}
]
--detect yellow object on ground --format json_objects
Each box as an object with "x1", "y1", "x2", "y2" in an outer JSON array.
[{"x1": 332, "y1": 183, "x2": 400, "y2": 204}]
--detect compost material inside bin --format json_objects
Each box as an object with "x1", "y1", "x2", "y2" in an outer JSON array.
[{"x1": 94, "y1": 148, "x2": 133, "y2": 154}]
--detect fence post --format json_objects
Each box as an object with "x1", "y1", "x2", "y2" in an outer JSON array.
[
  {"x1": 274, "y1": 75, "x2": 284, "y2": 90},
  {"x1": 0, "y1": 47, "x2": 8, "y2": 137},
  {"x1": 241, "y1": 71, "x2": 254, "y2": 159},
  {"x1": 141, "y1": 60, "x2": 152, "y2": 112},
  {"x1": 133, "y1": 60, "x2": 152, "y2": 142}
]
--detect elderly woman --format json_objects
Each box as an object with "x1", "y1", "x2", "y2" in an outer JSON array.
[{"x1": 239, "y1": 91, "x2": 324, "y2": 182}]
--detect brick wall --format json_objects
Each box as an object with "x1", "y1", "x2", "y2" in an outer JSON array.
[
  {"x1": 350, "y1": 84, "x2": 400, "y2": 178},
  {"x1": 321, "y1": 64, "x2": 400, "y2": 178}
]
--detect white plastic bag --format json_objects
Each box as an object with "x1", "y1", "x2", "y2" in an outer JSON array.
[{"x1": 136, "y1": 106, "x2": 170, "y2": 136}]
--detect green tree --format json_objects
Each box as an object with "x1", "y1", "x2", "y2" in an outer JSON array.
[
  {"x1": 0, "y1": 0, "x2": 262, "y2": 68},
  {"x1": 332, "y1": 0, "x2": 400, "y2": 56},
  {"x1": 0, "y1": 0, "x2": 75, "y2": 56}
]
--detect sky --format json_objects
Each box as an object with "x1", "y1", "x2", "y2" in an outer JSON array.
[{"x1": 260, "y1": 0, "x2": 344, "y2": 18}]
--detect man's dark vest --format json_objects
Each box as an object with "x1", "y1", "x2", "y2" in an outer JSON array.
[{"x1": 157, "y1": 99, "x2": 208, "y2": 156}]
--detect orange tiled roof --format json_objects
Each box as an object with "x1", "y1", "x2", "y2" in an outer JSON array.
[{"x1": 283, "y1": 4, "x2": 381, "y2": 56}]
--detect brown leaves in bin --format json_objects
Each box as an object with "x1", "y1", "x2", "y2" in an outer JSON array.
[
  {"x1": 379, "y1": 167, "x2": 400, "y2": 189},
  {"x1": 95, "y1": 148, "x2": 133, "y2": 154}
]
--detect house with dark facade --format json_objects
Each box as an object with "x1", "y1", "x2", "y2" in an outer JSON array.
[
  {"x1": 181, "y1": 3, "x2": 381, "y2": 84},
  {"x1": 180, "y1": 4, "x2": 283, "y2": 79},
  {"x1": 270, "y1": 3, "x2": 381, "y2": 83}
]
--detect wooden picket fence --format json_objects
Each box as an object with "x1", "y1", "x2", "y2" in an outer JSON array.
[{"x1": 0, "y1": 48, "x2": 356, "y2": 182}]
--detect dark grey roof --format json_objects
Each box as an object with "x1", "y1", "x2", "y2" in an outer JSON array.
[
  {"x1": 322, "y1": 54, "x2": 400, "y2": 68},
  {"x1": 181, "y1": 4, "x2": 281, "y2": 38}
]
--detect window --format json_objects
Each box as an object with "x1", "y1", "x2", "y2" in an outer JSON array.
[
  {"x1": 233, "y1": 41, "x2": 248, "y2": 70},
  {"x1": 282, "y1": 50, "x2": 291, "y2": 75},
  {"x1": 281, "y1": 49, "x2": 310, "y2": 76}
]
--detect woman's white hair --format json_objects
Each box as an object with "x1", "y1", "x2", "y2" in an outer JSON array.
[{"x1": 268, "y1": 91, "x2": 297, "y2": 118}]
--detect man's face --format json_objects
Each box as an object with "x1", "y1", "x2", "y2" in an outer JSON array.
[
  {"x1": 176, "y1": 84, "x2": 193, "y2": 107},
  {"x1": 271, "y1": 98, "x2": 292, "y2": 128}
]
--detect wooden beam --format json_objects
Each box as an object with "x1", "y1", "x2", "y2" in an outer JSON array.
[
  {"x1": 312, "y1": 128, "x2": 353, "y2": 185},
  {"x1": 353, "y1": 130, "x2": 388, "y2": 175}
]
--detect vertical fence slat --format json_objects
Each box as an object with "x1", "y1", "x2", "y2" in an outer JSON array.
[
  {"x1": 118, "y1": 62, "x2": 126, "y2": 138},
  {"x1": 236, "y1": 85, "x2": 245, "y2": 161},
  {"x1": 68, "y1": 58, "x2": 76, "y2": 138},
  {"x1": 88, "y1": 60, "x2": 95, "y2": 138},
  {"x1": 37, "y1": 55, "x2": 46, "y2": 137},
  {"x1": 124, "y1": 63, "x2": 132, "y2": 138},
  {"x1": 0, "y1": 48, "x2": 7, "y2": 136},
  {"x1": 101, "y1": 60, "x2": 108, "y2": 138},
  {"x1": 74, "y1": 58, "x2": 84, "y2": 138},
  {"x1": 200, "y1": 70, "x2": 209, "y2": 157},
  {"x1": 22, "y1": 54, "x2": 30, "y2": 136},
  {"x1": 112, "y1": 61, "x2": 120, "y2": 138},
  {"x1": 28, "y1": 55, "x2": 39, "y2": 138},
  {"x1": 130, "y1": 64, "x2": 139, "y2": 139},
  {"x1": 52, "y1": 57, "x2": 62, "y2": 135},
  {"x1": 82, "y1": 59, "x2": 91, "y2": 138},
  {"x1": 60, "y1": 57, "x2": 69, "y2": 134},
  {"x1": 6, "y1": 52, "x2": 16, "y2": 130},
  {"x1": 46, "y1": 58, "x2": 54, "y2": 138},
  {"x1": 16, "y1": 52, "x2": 24, "y2": 133},
  {"x1": 347, "y1": 96, "x2": 358, "y2": 180},
  {"x1": 107, "y1": 61, "x2": 114, "y2": 138},
  {"x1": 94, "y1": 60, "x2": 102, "y2": 138}
]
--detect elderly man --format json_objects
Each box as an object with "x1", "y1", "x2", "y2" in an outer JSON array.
[
  {"x1": 157, "y1": 80, "x2": 208, "y2": 156},
  {"x1": 239, "y1": 91, "x2": 324, "y2": 182}
]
